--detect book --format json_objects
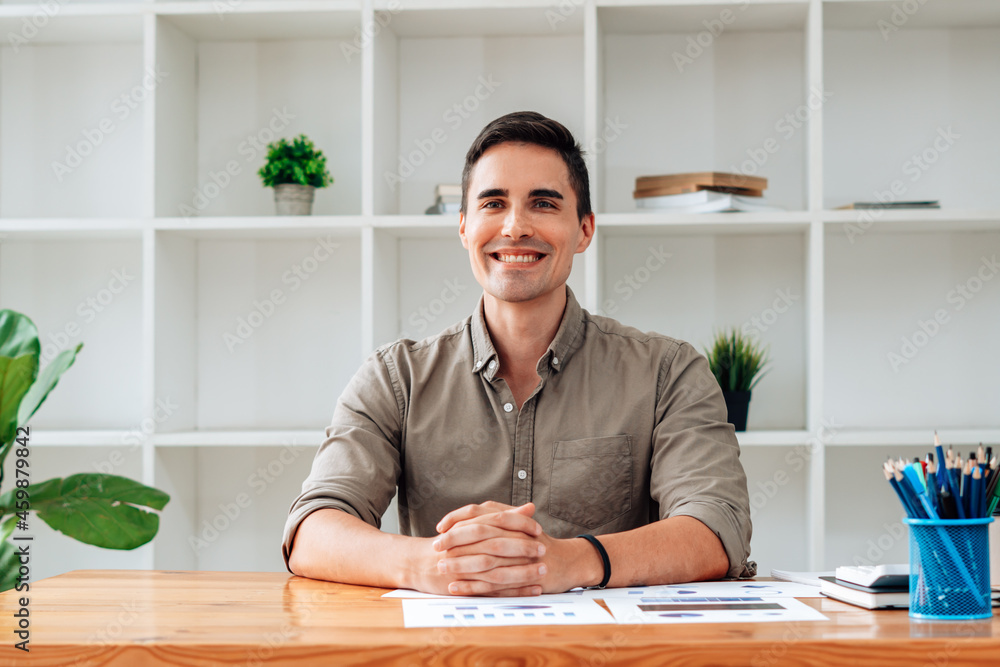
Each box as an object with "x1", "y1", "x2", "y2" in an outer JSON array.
[
  {"x1": 770, "y1": 569, "x2": 834, "y2": 588},
  {"x1": 835, "y1": 200, "x2": 940, "y2": 210},
  {"x1": 424, "y1": 201, "x2": 461, "y2": 215},
  {"x1": 633, "y1": 184, "x2": 765, "y2": 199},
  {"x1": 835, "y1": 564, "x2": 909, "y2": 589},
  {"x1": 636, "y1": 171, "x2": 768, "y2": 192},
  {"x1": 435, "y1": 184, "x2": 462, "y2": 199},
  {"x1": 635, "y1": 190, "x2": 782, "y2": 213},
  {"x1": 819, "y1": 576, "x2": 909, "y2": 610}
]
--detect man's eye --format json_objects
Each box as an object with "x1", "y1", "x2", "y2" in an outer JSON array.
[
  {"x1": 535, "y1": 200, "x2": 555, "y2": 208},
  {"x1": 483, "y1": 201, "x2": 503, "y2": 208}
]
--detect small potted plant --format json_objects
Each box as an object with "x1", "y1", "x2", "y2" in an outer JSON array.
[
  {"x1": 258, "y1": 134, "x2": 333, "y2": 215},
  {"x1": 703, "y1": 328, "x2": 769, "y2": 431}
]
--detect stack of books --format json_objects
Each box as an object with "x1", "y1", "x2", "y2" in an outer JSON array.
[
  {"x1": 819, "y1": 564, "x2": 909, "y2": 610},
  {"x1": 633, "y1": 172, "x2": 781, "y2": 213},
  {"x1": 424, "y1": 184, "x2": 462, "y2": 215}
]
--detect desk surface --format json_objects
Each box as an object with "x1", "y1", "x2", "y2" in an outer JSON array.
[{"x1": 0, "y1": 570, "x2": 997, "y2": 666}]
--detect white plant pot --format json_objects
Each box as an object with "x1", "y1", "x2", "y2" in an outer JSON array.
[{"x1": 274, "y1": 184, "x2": 316, "y2": 216}]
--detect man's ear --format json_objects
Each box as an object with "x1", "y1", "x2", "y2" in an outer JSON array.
[
  {"x1": 576, "y1": 212, "x2": 595, "y2": 254},
  {"x1": 459, "y1": 212, "x2": 469, "y2": 249}
]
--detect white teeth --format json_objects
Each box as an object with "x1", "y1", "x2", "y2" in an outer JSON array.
[{"x1": 496, "y1": 253, "x2": 541, "y2": 263}]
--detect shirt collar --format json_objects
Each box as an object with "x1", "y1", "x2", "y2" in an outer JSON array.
[{"x1": 470, "y1": 285, "x2": 586, "y2": 379}]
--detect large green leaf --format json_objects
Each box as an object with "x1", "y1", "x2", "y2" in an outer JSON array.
[
  {"x1": 17, "y1": 343, "x2": 82, "y2": 426},
  {"x1": 0, "y1": 474, "x2": 169, "y2": 550},
  {"x1": 0, "y1": 310, "x2": 41, "y2": 469},
  {"x1": 0, "y1": 539, "x2": 19, "y2": 592},
  {"x1": 0, "y1": 354, "x2": 37, "y2": 446},
  {"x1": 0, "y1": 310, "x2": 40, "y2": 360}
]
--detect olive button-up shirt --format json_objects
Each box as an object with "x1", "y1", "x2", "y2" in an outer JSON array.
[{"x1": 283, "y1": 286, "x2": 755, "y2": 578}]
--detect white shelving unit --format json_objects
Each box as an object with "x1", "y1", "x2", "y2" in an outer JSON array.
[{"x1": 1, "y1": 0, "x2": 998, "y2": 581}]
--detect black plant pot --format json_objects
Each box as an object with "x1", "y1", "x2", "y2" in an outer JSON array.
[{"x1": 722, "y1": 390, "x2": 752, "y2": 431}]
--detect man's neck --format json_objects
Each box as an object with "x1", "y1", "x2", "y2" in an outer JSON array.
[{"x1": 483, "y1": 287, "x2": 567, "y2": 377}]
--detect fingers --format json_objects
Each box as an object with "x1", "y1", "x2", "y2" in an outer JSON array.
[
  {"x1": 437, "y1": 554, "x2": 536, "y2": 575},
  {"x1": 436, "y1": 501, "x2": 529, "y2": 534},
  {"x1": 444, "y1": 562, "x2": 548, "y2": 595},
  {"x1": 451, "y1": 584, "x2": 543, "y2": 598},
  {"x1": 434, "y1": 510, "x2": 541, "y2": 551},
  {"x1": 442, "y1": 537, "x2": 545, "y2": 560}
]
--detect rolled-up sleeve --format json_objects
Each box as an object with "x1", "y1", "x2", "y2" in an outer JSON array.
[
  {"x1": 281, "y1": 346, "x2": 404, "y2": 571},
  {"x1": 649, "y1": 342, "x2": 754, "y2": 579}
]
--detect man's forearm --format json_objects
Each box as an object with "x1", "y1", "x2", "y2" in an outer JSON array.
[
  {"x1": 287, "y1": 508, "x2": 421, "y2": 589},
  {"x1": 597, "y1": 515, "x2": 730, "y2": 587}
]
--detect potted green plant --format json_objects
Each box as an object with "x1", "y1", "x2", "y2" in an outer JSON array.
[
  {"x1": 703, "y1": 328, "x2": 769, "y2": 431},
  {"x1": 0, "y1": 310, "x2": 169, "y2": 591},
  {"x1": 258, "y1": 134, "x2": 333, "y2": 216}
]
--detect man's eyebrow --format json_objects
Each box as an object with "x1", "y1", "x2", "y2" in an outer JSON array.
[
  {"x1": 476, "y1": 188, "x2": 508, "y2": 199},
  {"x1": 529, "y1": 188, "x2": 563, "y2": 200}
]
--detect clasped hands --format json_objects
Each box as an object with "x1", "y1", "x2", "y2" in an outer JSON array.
[{"x1": 414, "y1": 501, "x2": 593, "y2": 597}]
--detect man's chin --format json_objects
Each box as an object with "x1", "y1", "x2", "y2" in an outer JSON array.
[{"x1": 484, "y1": 282, "x2": 561, "y2": 305}]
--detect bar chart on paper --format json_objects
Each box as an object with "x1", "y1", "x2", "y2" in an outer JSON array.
[{"x1": 401, "y1": 598, "x2": 615, "y2": 628}]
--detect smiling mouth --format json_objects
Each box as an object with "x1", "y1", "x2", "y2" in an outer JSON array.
[{"x1": 491, "y1": 252, "x2": 545, "y2": 264}]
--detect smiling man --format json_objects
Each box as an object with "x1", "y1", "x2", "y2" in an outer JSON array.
[{"x1": 283, "y1": 111, "x2": 754, "y2": 595}]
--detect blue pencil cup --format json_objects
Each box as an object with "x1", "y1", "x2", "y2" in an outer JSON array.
[{"x1": 905, "y1": 517, "x2": 993, "y2": 620}]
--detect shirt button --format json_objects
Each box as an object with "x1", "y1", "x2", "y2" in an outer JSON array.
[
  {"x1": 552, "y1": 356, "x2": 559, "y2": 365},
  {"x1": 488, "y1": 360, "x2": 497, "y2": 370},
  {"x1": 517, "y1": 470, "x2": 527, "y2": 480},
  {"x1": 503, "y1": 402, "x2": 513, "y2": 413}
]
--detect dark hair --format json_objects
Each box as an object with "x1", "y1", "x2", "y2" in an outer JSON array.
[{"x1": 461, "y1": 111, "x2": 592, "y2": 221}]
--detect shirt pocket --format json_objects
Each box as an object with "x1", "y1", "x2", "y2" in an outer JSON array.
[{"x1": 548, "y1": 435, "x2": 633, "y2": 531}]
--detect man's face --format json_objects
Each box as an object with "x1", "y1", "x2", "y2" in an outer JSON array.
[{"x1": 459, "y1": 142, "x2": 594, "y2": 304}]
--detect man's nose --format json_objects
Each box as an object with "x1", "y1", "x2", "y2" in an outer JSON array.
[{"x1": 501, "y1": 207, "x2": 533, "y2": 239}]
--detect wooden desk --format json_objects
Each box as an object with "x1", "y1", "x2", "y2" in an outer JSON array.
[{"x1": 0, "y1": 570, "x2": 996, "y2": 665}]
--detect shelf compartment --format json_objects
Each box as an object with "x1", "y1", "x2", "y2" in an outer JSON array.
[
  {"x1": 152, "y1": 9, "x2": 362, "y2": 218},
  {"x1": 738, "y1": 429, "x2": 812, "y2": 446},
  {"x1": 824, "y1": 229, "x2": 1000, "y2": 430},
  {"x1": 374, "y1": 2, "x2": 585, "y2": 37},
  {"x1": 824, "y1": 0, "x2": 1000, "y2": 30},
  {"x1": 824, "y1": 429, "x2": 1000, "y2": 448},
  {"x1": 154, "y1": 429, "x2": 323, "y2": 447},
  {"x1": 0, "y1": 237, "x2": 145, "y2": 428},
  {"x1": 0, "y1": 14, "x2": 146, "y2": 218},
  {"x1": 154, "y1": 215, "x2": 366, "y2": 238},
  {"x1": 824, "y1": 445, "x2": 912, "y2": 569},
  {"x1": 598, "y1": 2, "x2": 810, "y2": 214},
  {"x1": 153, "y1": 230, "x2": 363, "y2": 431},
  {"x1": 154, "y1": 2, "x2": 361, "y2": 40},
  {"x1": 742, "y1": 444, "x2": 811, "y2": 574},
  {"x1": 372, "y1": 6, "x2": 584, "y2": 215},
  {"x1": 598, "y1": 211, "x2": 812, "y2": 235},
  {"x1": 20, "y1": 429, "x2": 139, "y2": 447},
  {"x1": 823, "y1": 209, "x2": 1000, "y2": 235},
  {"x1": 597, "y1": 229, "x2": 808, "y2": 430},
  {"x1": 823, "y1": 16, "x2": 1000, "y2": 210},
  {"x1": 152, "y1": 444, "x2": 314, "y2": 572}
]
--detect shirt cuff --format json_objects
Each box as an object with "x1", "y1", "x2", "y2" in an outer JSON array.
[
  {"x1": 669, "y1": 501, "x2": 756, "y2": 579},
  {"x1": 281, "y1": 500, "x2": 365, "y2": 573}
]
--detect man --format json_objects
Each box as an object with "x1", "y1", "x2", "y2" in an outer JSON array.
[{"x1": 283, "y1": 111, "x2": 754, "y2": 596}]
